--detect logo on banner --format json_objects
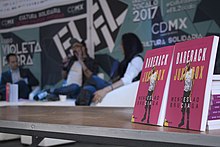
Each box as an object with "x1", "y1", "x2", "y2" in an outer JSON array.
[
  {"x1": 1, "y1": 37, "x2": 42, "y2": 66},
  {"x1": 53, "y1": 8, "x2": 87, "y2": 59},
  {"x1": 53, "y1": 0, "x2": 128, "y2": 59},
  {"x1": 92, "y1": 0, "x2": 128, "y2": 53},
  {"x1": 152, "y1": 17, "x2": 188, "y2": 35},
  {"x1": 53, "y1": 19, "x2": 87, "y2": 59}
]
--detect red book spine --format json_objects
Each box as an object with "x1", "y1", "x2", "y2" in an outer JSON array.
[
  {"x1": 212, "y1": 95, "x2": 220, "y2": 99},
  {"x1": 5, "y1": 83, "x2": 10, "y2": 102}
]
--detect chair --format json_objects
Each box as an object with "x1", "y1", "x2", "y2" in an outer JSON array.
[{"x1": 95, "y1": 81, "x2": 139, "y2": 107}]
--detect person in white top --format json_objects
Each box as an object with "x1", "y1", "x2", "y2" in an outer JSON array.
[
  {"x1": 141, "y1": 66, "x2": 158, "y2": 123},
  {"x1": 178, "y1": 62, "x2": 195, "y2": 129},
  {"x1": 76, "y1": 33, "x2": 144, "y2": 105}
]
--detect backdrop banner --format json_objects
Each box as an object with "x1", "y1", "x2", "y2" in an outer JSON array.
[
  {"x1": 0, "y1": 0, "x2": 89, "y2": 87},
  {"x1": 1, "y1": 0, "x2": 220, "y2": 87}
]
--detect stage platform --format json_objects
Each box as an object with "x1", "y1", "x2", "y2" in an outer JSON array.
[{"x1": 0, "y1": 106, "x2": 219, "y2": 147}]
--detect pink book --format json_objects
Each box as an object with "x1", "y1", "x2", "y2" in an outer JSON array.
[
  {"x1": 132, "y1": 46, "x2": 174, "y2": 126},
  {"x1": 165, "y1": 36, "x2": 219, "y2": 131}
]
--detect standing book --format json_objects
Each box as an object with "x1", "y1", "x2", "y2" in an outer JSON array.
[
  {"x1": 164, "y1": 36, "x2": 219, "y2": 131},
  {"x1": 207, "y1": 90, "x2": 220, "y2": 130},
  {"x1": 132, "y1": 46, "x2": 174, "y2": 126}
]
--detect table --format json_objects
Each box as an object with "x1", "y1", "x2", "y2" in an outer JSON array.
[{"x1": 0, "y1": 106, "x2": 219, "y2": 147}]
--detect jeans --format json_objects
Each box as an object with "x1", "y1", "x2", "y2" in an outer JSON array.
[
  {"x1": 53, "y1": 83, "x2": 80, "y2": 99},
  {"x1": 84, "y1": 75, "x2": 110, "y2": 93},
  {"x1": 76, "y1": 75, "x2": 110, "y2": 105}
]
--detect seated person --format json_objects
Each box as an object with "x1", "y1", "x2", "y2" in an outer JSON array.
[
  {"x1": 0, "y1": 53, "x2": 39, "y2": 100},
  {"x1": 76, "y1": 33, "x2": 143, "y2": 105},
  {"x1": 37, "y1": 38, "x2": 99, "y2": 100}
]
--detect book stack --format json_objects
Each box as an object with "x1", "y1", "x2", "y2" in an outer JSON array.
[
  {"x1": 132, "y1": 35, "x2": 219, "y2": 131},
  {"x1": 207, "y1": 76, "x2": 220, "y2": 130}
]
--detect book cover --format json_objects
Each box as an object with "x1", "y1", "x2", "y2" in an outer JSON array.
[
  {"x1": 165, "y1": 36, "x2": 219, "y2": 131},
  {"x1": 132, "y1": 46, "x2": 174, "y2": 126}
]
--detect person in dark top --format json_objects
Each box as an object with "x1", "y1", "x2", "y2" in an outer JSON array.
[
  {"x1": 76, "y1": 33, "x2": 143, "y2": 105},
  {"x1": 0, "y1": 53, "x2": 39, "y2": 100}
]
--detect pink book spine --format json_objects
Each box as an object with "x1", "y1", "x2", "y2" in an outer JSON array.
[
  {"x1": 209, "y1": 110, "x2": 220, "y2": 116},
  {"x1": 208, "y1": 115, "x2": 220, "y2": 120},
  {"x1": 210, "y1": 105, "x2": 220, "y2": 110},
  {"x1": 212, "y1": 95, "x2": 220, "y2": 99},
  {"x1": 211, "y1": 99, "x2": 220, "y2": 105}
]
